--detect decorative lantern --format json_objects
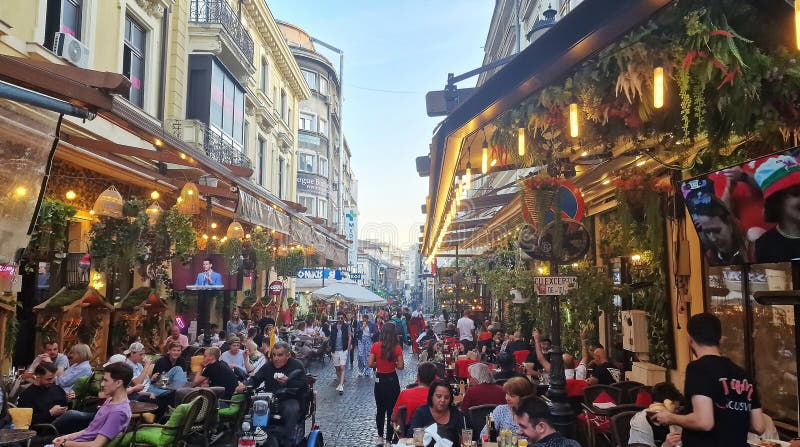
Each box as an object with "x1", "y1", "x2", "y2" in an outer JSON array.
[
  {"x1": 177, "y1": 182, "x2": 200, "y2": 215},
  {"x1": 653, "y1": 66, "x2": 665, "y2": 109},
  {"x1": 569, "y1": 103, "x2": 579, "y2": 138},
  {"x1": 145, "y1": 201, "x2": 162, "y2": 226},
  {"x1": 227, "y1": 220, "x2": 245, "y2": 239},
  {"x1": 93, "y1": 186, "x2": 124, "y2": 218}
]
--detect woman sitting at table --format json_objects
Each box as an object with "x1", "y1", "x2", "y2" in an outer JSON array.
[
  {"x1": 409, "y1": 380, "x2": 464, "y2": 446},
  {"x1": 628, "y1": 382, "x2": 684, "y2": 447},
  {"x1": 480, "y1": 377, "x2": 534, "y2": 437},
  {"x1": 458, "y1": 362, "x2": 506, "y2": 413},
  {"x1": 419, "y1": 341, "x2": 443, "y2": 363}
]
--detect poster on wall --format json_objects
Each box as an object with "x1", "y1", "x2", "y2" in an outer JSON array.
[{"x1": 682, "y1": 148, "x2": 800, "y2": 265}]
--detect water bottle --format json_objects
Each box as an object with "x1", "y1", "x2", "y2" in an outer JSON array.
[{"x1": 238, "y1": 420, "x2": 255, "y2": 447}]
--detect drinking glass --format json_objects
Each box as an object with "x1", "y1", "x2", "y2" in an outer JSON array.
[
  {"x1": 461, "y1": 429, "x2": 472, "y2": 447},
  {"x1": 413, "y1": 428, "x2": 425, "y2": 447}
]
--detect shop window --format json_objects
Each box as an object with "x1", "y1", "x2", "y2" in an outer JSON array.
[
  {"x1": 302, "y1": 70, "x2": 317, "y2": 91},
  {"x1": 705, "y1": 265, "x2": 747, "y2": 368},
  {"x1": 45, "y1": 0, "x2": 82, "y2": 49},
  {"x1": 123, "y1": 15, "x2": 146, "y2": 108},
  {"x1": 748, "y1": 263, "x2": 797, "y2": 425}
]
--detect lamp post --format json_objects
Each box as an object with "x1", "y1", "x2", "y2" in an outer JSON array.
[{"x1": 545, "y1": 259, "x2": 574, "y2": 435}]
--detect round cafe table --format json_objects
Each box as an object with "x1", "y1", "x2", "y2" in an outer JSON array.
[
  {"x1": 129, "y1": 401, "x2": 159, "y2": 415},
  {"x1": 0, "y1": 429, "x2": 36, "y2": 445}
]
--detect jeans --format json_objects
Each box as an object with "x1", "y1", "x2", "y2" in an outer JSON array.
[
  {"x1": 374, "y1": 372, "x2": 400, "y2": 440},
  {"x1": 52, "y1": 410, "x2": 94, "y2": 434}
]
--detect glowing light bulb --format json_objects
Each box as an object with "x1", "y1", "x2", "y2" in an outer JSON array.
[
  {"x1": 211, "y1": 222, "x2": 218, "y2": 229},
  {"x1": 150, "y1": 191, "x2": 160, "y2": 200},
  {"x1": 569, "y1": 103, "x2": 579, "y2": 138},
  {"x1": 654, "y1": 66, "x2": 664, "y2": 109},
  {"x1": 517, "y1": 126, "x2": 525, "y2": 156},
  {"x1": 465, "y1": 163, "x2": 472, "y2": 189},
  {"x1": 65, "y1": 190, "x2": 77, "y2": 200},
  {"x1": 481, "y1": 141, "x2": 489, "y2": 174},
  {"x1": 13, "y1": 186, "x2": 27, "y2": 197}
]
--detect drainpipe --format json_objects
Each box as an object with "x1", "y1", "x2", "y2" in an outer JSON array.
[{"x1": 157, "y1": 6, "x2": 171, "y2": 121}]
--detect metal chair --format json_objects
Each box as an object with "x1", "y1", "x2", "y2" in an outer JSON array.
[
  {"x1": 467, "y1": 404, "x2": 497, "y2": 442},
  {"x1": 611, "y1": 381, "x2": 644, "y2": 404},
  {"x1": 610, "y1": 410, "x2": 638, "y2": 447}
]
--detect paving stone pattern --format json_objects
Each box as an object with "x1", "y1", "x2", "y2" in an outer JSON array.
[{"x1": 309, "y1": 347, "x2": 419, "y2": 447}]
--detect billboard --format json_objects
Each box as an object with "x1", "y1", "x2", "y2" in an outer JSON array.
[{"x1": 345, "y1": 208, "x2": 358, "y2": 267}]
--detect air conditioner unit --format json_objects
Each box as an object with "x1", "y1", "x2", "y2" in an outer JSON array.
[
  {"x1": 622, "y1": 310, "x2": 649, "y2": 353},
  {"x1": 53, "y1": 32, "x2": 90, "y2": 68}
]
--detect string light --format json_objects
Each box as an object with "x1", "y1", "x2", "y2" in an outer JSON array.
[
  {"x1": 481, "y1": 139, "x2": 489, "y2": 174},
  {"x1": 569, "y1": 103, "x2": 579, "y2": 138},
  {"x1": 653, "y1": 66, "x2": 665, "y2": 109}
]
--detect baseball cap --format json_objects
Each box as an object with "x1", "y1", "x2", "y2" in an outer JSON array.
[
  {"x1": 103, "y1": 354, "x2": 127, "y2": 367},
  {"x1": 123, "y1": 342, "x2": 145, "y2": 355}
]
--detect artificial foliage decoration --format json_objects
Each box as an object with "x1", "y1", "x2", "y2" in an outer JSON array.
[
  {"x1": 488, "y1": 0, "x2": 800, "y2": 173},
  {"x1": 219, "y1": 238, "x2": 243, "y2": 274},
  {"x1": 275, "y1": 248, "x2": 305, "y2": 277},
  {"x1": 25, "y1": 198, "x2": 77, "y2": 260}
]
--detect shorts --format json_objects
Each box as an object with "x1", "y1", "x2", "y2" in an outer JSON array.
[{"x1": 332, "y1": 350, "x2": 348, "y2": 366}]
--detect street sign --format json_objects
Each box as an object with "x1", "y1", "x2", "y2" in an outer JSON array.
[
  {"x1": 425, "y1": 88, "x2": 476, "y2": 117},
  {"x1": 534, "y1": 276, "x2": 577, "y2": 295},
  {"x1": 296, "y1": 268, "x2": 341, "y2": 280},
  {"x1": 350, "y1": 273, "x2": 362, "y2": 281}
]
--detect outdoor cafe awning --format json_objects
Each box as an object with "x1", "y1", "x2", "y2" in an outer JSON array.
[{"x1": 421, "y1": 0, "x2": 673, "y2": 257}]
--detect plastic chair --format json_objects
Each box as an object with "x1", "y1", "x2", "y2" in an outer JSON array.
[
  {"x1": 610, "y1": 410, "x2": 637, "y2": 447},
  {"x1": 467, "y1": 404, "x2": 497, "y2": 442},
  {"x1": 512, "y1": 350, "x2": 530, "y2": 365},
  {"x1": 8, "y1": 407, "x2": 32, "y2": 429}
]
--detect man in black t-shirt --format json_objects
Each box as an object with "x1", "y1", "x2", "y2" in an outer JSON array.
[
  {"x1": 586, "y1": 346, "x2": 619, "y2": 385},
  {"x1": 192, "y1": 347, "x2": 240, "y2": 399},
  {"x1": 18, "y1": 362, "x2": 69, "y2": 425},
  {"x1": 653, "y1": 313, "x2": 764, "y2": 446}
]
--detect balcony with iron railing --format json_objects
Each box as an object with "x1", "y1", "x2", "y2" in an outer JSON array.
[
  {"x1": 188, "y1": 0, "x2": 255, "y2": 79},
  {"x1": 168, "y1": 119, "x2": 253, "y2": 174}
]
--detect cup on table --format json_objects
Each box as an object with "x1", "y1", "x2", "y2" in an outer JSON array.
[
  {"x1": 461, "y1": 428, "x2": 473, "y2": 446},
  {"x1": 413, "y1": 427, "x2": 425, "y2": 447}
]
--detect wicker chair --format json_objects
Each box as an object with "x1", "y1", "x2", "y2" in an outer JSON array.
[{"x1": 178, "y1": 388, "x2": 218, "y2": 447}]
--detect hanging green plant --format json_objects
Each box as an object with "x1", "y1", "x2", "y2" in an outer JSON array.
[
  {"x1": 275, "y1": 248, "x2": 306, "y2": 277},
  {"x1": 163, "y1": 206, "x2": 197, "y2": 263},
  {"x1": 219, "y1": 238, "x2": 243, "y2": 274},
  {"x1": 250, "y1": 227, "x2": 275, "y2": 271},
  {"x1": 4, "y1": 314, "x2": 18, "y2": 359},
  {"x1": 25, "y1": 198, "x2": 77, "y2": 260},
  {"x1": 89, "y1": 200, "x2": 148, "y2": 274}
]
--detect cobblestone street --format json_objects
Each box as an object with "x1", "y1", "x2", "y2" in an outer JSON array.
[{"x1": 308, "y1": 347, "x2": 418, "y2": 447}]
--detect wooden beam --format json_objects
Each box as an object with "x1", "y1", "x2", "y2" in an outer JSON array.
[{"x1": 63, "y1": 135, "x2": 194, "y2": 166}]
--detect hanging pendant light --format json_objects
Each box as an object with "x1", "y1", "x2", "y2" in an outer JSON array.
[
  {"x1": 653, "y1": 66, "x2": 664, "y2": 109},
  {"x1": 481, "y1": 139, "x2": 489, "y2": 174},
  {"x1": 93, "y1": 186, "x2": 124, "y2": 218},
  {"x1": 569, "y1": 103, "x2": 579, "y2": 138},
  {"x1": 517, "y1": 126, "x2": 526, "y2": 156},
  {"x1": 465, "y1": 161, "x2": 472, "y2": 189},
  {"x1": 796, "y1": 0, "x2": 800, "y2": 50},
  {"x1": 145, "y1": 201, "x2": 162, "y2": 226},
  {"x1": 226, "y1": 220, "x2": 245, "y2": 239},
  {"x1": 178, "y1": 182, "x2": 200, "y2": 215}
]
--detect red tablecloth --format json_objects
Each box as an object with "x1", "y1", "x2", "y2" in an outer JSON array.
[
  {"x1": 455, "y1": 358, "x2": 478, "y2": 379},
  {"x1": 566, "y1": 379, "x2": 588, "y2": 397}
]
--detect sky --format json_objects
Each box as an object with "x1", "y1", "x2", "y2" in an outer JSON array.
[{"x1": 268, "y1": 0, "x2": 494, "y2": 250}]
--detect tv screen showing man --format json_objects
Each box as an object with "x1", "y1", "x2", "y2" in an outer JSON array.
[{"x1": 195, "y1": 258, "x2": 223, "y2": 286}]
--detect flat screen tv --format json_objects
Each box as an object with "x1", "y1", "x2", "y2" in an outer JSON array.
[
  {"x1": 681, "y1": 148, "x2": 800, "y2": 266},
  {"x1": 171, "y1": 254, "x2": 241, "y2": 291}
]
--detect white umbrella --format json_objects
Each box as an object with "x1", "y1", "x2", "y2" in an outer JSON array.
[{"x1": 311, "y1": 280, "x2": 387, "y2": 306}]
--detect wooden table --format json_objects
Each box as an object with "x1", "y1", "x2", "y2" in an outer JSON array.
[
  {"x1": 129, "y1": 401, "x2": 159, "y2": 415},
  {"x1": 0, "y1": 429, "x2": 36, "y2": 445}
]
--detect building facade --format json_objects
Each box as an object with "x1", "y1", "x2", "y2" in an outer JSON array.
[
  {"x1": 277, "y1": 22, "x2": 351, "y2": 232},
  {"x1": 0, "y1": 0, "x2": 349, "y2": 365}
]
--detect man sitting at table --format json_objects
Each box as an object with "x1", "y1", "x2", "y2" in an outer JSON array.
[
  {"x1": 152, "y1": 342, "x2": 188, "y2": 387},
  {"x1": 219, "y1": 337, "x2": 254, "y2": 380},
  {"x1": 161, "y1": 325, "x2": 189, "y2": 354},
  {"x1": 18, "y1": 362, "x2": 69, "y2": 426},
  {"x1": 493, "y1": 352, "x2": 525, "y2": 382},
  {"x1": 585, "y1": 345, "x2": 619, "y2": 385},
  {"x1": 392, "y1": 361, "x2": 437, "y2": 435},
  {"x1": 458, "y1": 362, "x2": 506, "y2": 414},
  {"x1": 195, "y1": 258, "x2": 222, "y2": 286},
  {"x1": 52, "y1": 362, "x2": 133, "y2": 447},
  {"x1": 514, "y1": 396, "x2": 580, "y2": 447},
  {"x1": 192, "y1": 347, "x2": 240, "y2": 399}
]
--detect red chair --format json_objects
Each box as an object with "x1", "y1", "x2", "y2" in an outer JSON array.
[
  {"x1": 513, "y1": 349, "x2": 530, "y2": 365},
  {"x1": 455, "y1": 358, "x2": 477, "y2": 379}
]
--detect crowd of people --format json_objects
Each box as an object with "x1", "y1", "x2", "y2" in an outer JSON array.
[{"x1": 3, "y1": 305, "x2": 785, "y2": 447}]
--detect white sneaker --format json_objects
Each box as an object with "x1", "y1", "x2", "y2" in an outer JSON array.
[
  {"x1": 373, "y1": 436, "x2": 384, "y2": 445},
  {"x1": 337, "y1": 384, "x2": 344, "y2": 393}
]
